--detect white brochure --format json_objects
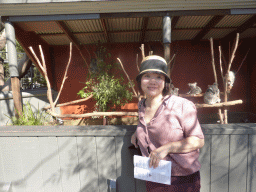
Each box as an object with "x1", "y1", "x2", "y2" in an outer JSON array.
[{"x1": 133, "y1": 155, "x2": 172, "y2": 185}]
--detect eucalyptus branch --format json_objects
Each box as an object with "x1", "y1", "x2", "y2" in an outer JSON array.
[
  {"x1": 29, "y1": 45, "x2": 54, "y2": 112},
  {"x1": 117, "y1": 58, "x2": 138, "y2": 97},
  {"x1": 46, "y1": 110, "x2": 138, "y2": 119},
  {"x1": 136, "y1": 53, "x2": 140, "y2": 72},
  {"x1": 218, "y1": 46, "x2": 224, "y2": 81},
  {"x1": 28, "y1": 46, "x2": 45, "y2": 73},
  {"x1": 227, "y1": 33, "x2": 239, "y2": 73},
  {"x1": 43, "y1": 94, "x2": 93, "y2": 111},
  {"x1": 140, "y1": 44, "x2": 145, "y2": 59},
  {"x1": 54, "y1": 42, "x2": 73, "y2": 106},
  {"x1": 209, "y1": 38, "x2": 218, "y2": 84},
  {"x1": 39, "y1": 45, "x2": 55, "y2": 112}
]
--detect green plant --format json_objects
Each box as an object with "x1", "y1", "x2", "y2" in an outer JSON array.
[
  {"x1": 5, "y1": 102, "x2": 49, "y2": 125},
  {"x1": 77, "y1": 46, "x2": 133, "y2": 112}
]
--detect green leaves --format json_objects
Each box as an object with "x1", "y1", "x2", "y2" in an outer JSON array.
[
  {"x1": 5, "y1": 102, "x2": 49, "y2": 125},
  {"x1": 78, "y1": 45, "x2": 133, "y2": 112}
]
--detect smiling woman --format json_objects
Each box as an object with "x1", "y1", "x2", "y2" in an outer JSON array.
[
  {"x1": 141, "y1": 73, "x2": 165, "y2": 98},
  {"x1": 131, "y1": 55, "x2": 205, "y2": 192}
]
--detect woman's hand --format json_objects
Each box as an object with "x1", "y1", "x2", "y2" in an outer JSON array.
[
  {"x1": 149, "y1": 146, "x2": 169, "y2": 168},
  {"x1": 131, "y1": 132, "x2": 138, "y2": 148}
]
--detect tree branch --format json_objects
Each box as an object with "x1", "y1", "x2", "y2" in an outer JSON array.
[
  {"x1": 53, "y1": 43, "x2": 73, "y2": 106},
  {"x1": 117, "y1": 58, "x2": 138, "y2": 97},
  {"x1": 46, "y1": 110, "x2": 138, "y2": 119}
]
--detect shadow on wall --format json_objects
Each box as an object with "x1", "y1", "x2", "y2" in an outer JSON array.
[
  {"x1": 200, "y1": 124, "x2": 256, "y2": 192},
  {"x1": 0, "y1": 125, "x2": 254, "y2": 192}
]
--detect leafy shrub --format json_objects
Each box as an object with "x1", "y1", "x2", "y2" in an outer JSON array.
[
  {"x1": 77, "y1": 46, "x2": 133, "y2": 112},
  {"x1": 6, "y1": 102, "x2": 49, "y2": 125}
]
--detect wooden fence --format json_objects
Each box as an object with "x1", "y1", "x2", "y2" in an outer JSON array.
[{"x1": 0, "y1": 124, "x2": 255, "y2": 192}]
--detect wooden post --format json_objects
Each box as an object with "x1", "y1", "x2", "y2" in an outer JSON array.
[
  {"x1": 5, "y1": 21, "x2": 22, "y2": 118},
  {"x1": 163, "y1": 15, "x2": 171, "y2": 77},
  {"x1": 11, "y1": 77, "x2": 22, "y2": 117},
  {"x1": 0, "y1": 57, "x2": 4, "y2": 87}
]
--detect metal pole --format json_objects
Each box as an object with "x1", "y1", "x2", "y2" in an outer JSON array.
[
  {"x1": 5, "y1": 21, "x2": 22, "y2": 118},
  {"x1": 163, "y1": 15, "x2": 171, "y2": 77}
]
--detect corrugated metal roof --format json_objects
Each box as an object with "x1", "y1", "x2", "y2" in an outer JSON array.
[
  {"x1": 109, "y1": 32, "x2": 141, "y2": 43},
  {"x1": 175, "y1": 16, "x2": 213, "y2": 29},
  {"x1": 147, "y1": 17, "x2": 162, "y2": 30},
  {"x1": 240, "y1": 28, "x2": 256, "y2": 39},
  {"x1": 10, "y1": 12, "x2": 256, "y2": 45},
  {"x1": 144, "y1": 31, "x2": 162, "y2": 42},
  {"x1": 64, "y1": 20, "x2": 103, "y2": 33},
  {"x1": 76, "y1": 33, "x2": 106, "y2": 44},
  {"x1": 172, "y1": 29, "x2": 200, "y2": 41},
  {"x1": 41, "y1": 34, "x2": 70, "y2": 45},
  {"x1": 215, "y1": 15, "x2": 253, "y2": 27},
  {"x1": 203, "y1": 28, "x2": 236, "y2": 39},
  {"x1": 106, "y1": 18, "x2": 143, "y2": 32}
]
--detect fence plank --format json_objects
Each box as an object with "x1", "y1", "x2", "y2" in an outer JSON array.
[
  {"x1": 199, "y1": 134, "x2": 211, "y2": 192},
  {"x1": 96, "y1": 137, "x2": 117, "y2": 192},
  {"x1": 211, "y1": 135, "x2": 229, "y2": 192},
  {"x1": 229, "y1": 135, "x2": 248, "y2": 192},
  {"x1": 115, "y1": 136, "x2": 136, "y2": 192},
  {"x1": 38, "y1": 137, "x2": 62, "y2": 192},
  {"x1": 19, "y1": 137, "x2": 44, "y2": 192},
  {"x1": 248, "y1": 135, "x2": 256, "y2": 192},
  {"x1": 77, "y1": 137, "x2": 99, "y2": 192},
  {"x1": 58, "y1": 137, "x2": 81, "y2": 192},
  {"x1": 0, "y1": 137, "x2": 26, "y2": 192}
]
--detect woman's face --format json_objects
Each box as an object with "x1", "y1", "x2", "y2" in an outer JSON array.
[{"x1": 141, "y1": 72, "x2": 165, "y2": 98}]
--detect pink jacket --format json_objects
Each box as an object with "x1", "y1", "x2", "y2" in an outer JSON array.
[{"x1": 136, "y1": 95, "x2": 204, "y2": 176}]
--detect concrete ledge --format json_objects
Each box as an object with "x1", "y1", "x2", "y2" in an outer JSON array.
[{"x1": 0, "y1": 124, "x2": 256, "y2": 137}]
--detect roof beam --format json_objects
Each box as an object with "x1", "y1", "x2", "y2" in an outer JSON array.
[
  {"x1": 2, "y1": 10, "x2": 231, "y2": 23},
  {"x1": 140, "y1": 17, "x2": 149, "y2": 43},
  {"x1": 171, "y1": 16, "x2": 179, "y2": 30},
  {"x1": 56, "y1": 21, "x2": 90, "y2": 68},
  {"x1": 223, "y1": 15, "x2": 256, "y2": 41},
  {"x1": 192, "y1": 15, "x2": 225, "y2": 43},
  {"x1": 56, "y1": 21, "x2": 82, "y2": 49},
  {"x1": 100, "y1": 18, "x2": 110, "y2": 43}
]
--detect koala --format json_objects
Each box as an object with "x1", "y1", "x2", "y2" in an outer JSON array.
[
  {"x1": 169, "y1": 83, "x2": 179, "y2": 96},
  {"x1": 226, "y1": 71, "x2": 235, "y2": 93},
  {"x1": 204, "y1": 83, "x2": 221, "y2": 104},
  {"x1": 170, "y1": 87, "x2": 179, "y2": 96},
  {"x1": 186, "y1": 82, "x2": 202, "y2": 95}
]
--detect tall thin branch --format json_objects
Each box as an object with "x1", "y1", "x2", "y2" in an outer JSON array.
[
  {"x1": 227, "y1": 33, "x2": 239, "y2": 73},
  {"x1": 28, "y1": 47, "x2": 45, "y2": 73},
  {"x1": 136, "y1": 53, "x2": 140, "y2": 72},
  {"x1": 54, "y1": 43, "x2": 73, "y2": 106},
  {"x1": 117, "y1": 58, "x2": 138, "y2": 97},
  {"x1": 210, "y1": 38, "x2": 223, "y2": 124},
  {"x1": 39, "y1": 45, "x2": 55, "y2": 112},
  {"x1": 140, "y1": 44, "x2": 145, "y2": 60},
  {"x1": 224, "y1": 33, "x2": 239, "y2": 124},
  {"x1": 218, "y1": 46, "x2": 224, "y2": 81},
  {"x1": 209, "y1": 38, "x2": 218, "y2": 84}
]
